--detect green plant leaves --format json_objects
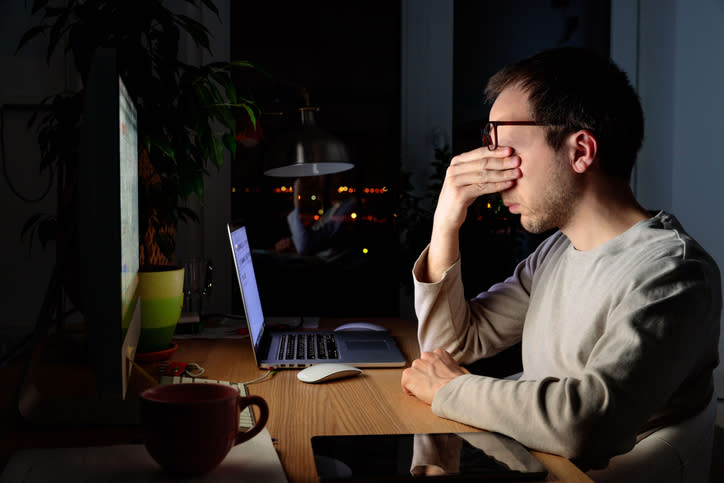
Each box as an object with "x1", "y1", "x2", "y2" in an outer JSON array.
[
  {"x1": 15, "y1": 25, "x2": 47, "y2": 55},
  {"x1": 175, "y1": 14, "x2": 211, "y2": 51},
  {"x1": 222, "y1": 133, "x2": 237, "y2": 159},
  {"x1": 16, "y1": 0, "x2": 264, "y2": 262}
]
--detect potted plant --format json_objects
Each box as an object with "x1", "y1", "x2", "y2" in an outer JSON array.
[
  {"x1": 17, "y1": 0, "x2": 261, "y2": 266},
  {"x1": 16, "y1": 0, "x2": 263, "y2": 350}
]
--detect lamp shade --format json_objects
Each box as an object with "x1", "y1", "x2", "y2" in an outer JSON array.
[{"x1": 264, "y1": 107, "x2": 353, "y2": 177}]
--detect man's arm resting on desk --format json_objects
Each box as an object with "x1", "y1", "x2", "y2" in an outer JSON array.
[
  {"x1": 406, "y1": 239, "x2": 720, "y2": 469},
  {"x1": 401, "y1": 348, "x2": 466, "y2": 404},
  {"x1": 401, "y1": 347, "x2": 619, "y2": 467},
  {"x1": 403, "y1": 301, "x2": 717, "y2": 472}
]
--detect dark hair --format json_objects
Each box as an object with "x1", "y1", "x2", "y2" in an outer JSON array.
[{"x1": 485, "y1": 47, "x2": 644, "y2": 180}]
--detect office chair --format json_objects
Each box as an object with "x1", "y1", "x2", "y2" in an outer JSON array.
[{"x1": 586, "y1": 391, "x2": 717, "y2": 483}]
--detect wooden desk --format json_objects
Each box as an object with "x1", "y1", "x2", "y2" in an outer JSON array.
[
  {"x1": 170, "y1": 318, "x2": 592, "y2": 483},
  {"x1": 1, "y1": 318, "x2": 592, "y2": 482}
]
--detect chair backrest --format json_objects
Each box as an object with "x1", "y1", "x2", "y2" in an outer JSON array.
[{"x1": 587, "y1": 392, "x2": 717, "y2": 483}]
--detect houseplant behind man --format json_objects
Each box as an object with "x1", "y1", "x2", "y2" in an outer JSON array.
[
  {"x1": 17, "y1": 0, "x2": 262, "y2": 348},
  {"x1": 17, "y1": 0, "x2": 261, "y2": 266}
]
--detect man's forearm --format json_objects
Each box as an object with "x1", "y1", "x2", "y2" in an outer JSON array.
[{"x1": 423, "y1": 226, "x2": 460, "y2": 283}]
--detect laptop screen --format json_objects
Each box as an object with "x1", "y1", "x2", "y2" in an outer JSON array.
[{"x1": 229, "y1": 225, "x2": 265, "y2": 351}]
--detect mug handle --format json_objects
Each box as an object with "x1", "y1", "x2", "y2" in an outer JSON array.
[{"x1": 235, "y1": 395, "x2": 269, "y2": 445}]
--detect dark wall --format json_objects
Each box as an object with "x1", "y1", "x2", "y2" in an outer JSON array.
[
  {"x1": 452, "y1": 0, "x2": 611, "y2": 296},
  {"x1": 453, "y1": 0, "x2": 611, "y2": 153},
  {"x1": 224, "y1": 0, "x2": 611, "y2": 314}
]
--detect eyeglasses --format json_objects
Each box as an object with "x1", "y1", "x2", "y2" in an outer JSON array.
[{"x1": 481, "y1": 121, "x2": 545, "y2": 151}]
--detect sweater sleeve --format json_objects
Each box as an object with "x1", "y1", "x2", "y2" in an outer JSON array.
[
  {"x1": 429, "y1": 254, "x2": 721, "y2": 467},
  {"x1": 412, "y1": 242, "x2": 538, "y2": 362},
  {"x1": 287, "y1": 207, "x2": 339, "y2": 255}
]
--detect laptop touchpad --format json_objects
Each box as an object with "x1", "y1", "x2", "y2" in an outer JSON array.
[{"x1": 346, "y1": 340, "x2": 389, "y2": 351}]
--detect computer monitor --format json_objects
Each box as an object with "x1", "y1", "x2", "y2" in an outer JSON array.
[
  {"x1": 17, "y1": 48, "x2": 142, "y2": 424},
  {"x1": 76, "y1": 47, "x2": 142, "y2": 400}
]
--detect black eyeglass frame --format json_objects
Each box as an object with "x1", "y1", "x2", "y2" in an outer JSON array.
[{"x1": 481, "y1": 121, "x2": 546, "y2": 151}]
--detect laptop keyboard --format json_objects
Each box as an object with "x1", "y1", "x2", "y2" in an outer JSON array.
[{"x1": 278, "y1": 333, "x2": 339, "y2": 361}]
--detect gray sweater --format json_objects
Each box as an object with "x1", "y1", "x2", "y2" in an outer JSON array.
[{"x1": 413, "y1": 211, "x2": 721, "y2": 467}]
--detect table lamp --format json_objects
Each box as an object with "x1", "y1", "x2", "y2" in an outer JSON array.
[{"x1": 263, "y1": 106, "x2": 353, "y2": 177}]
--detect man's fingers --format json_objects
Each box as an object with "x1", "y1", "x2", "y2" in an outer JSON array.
[
  {"x1": 432, "y1": 348, "x2": 453, "y2": 360},
  {"x1": 402, "y1": 350, "x2": 465, "y2": 405},
  {"x1": 450, "y1": 146, "x2": 513, "y2": 165},
  {"x1": 447, "y1": 156, "x2": 521, "y2": 187},
  {"x1": 479, "y1": 180, "x2": 515, "y2": 193},
  {"x1": 411, "y1": 356, "x2": 430, "y2": 371},
  {"x1": 479, "y1": 153, "x2": 520, "y2": 171},
  {"x1": 478, "y1": 165, "x2": 521, "y2": 184},
  {"x1": 400, "y1": 367, "x2": 414, "y2": 395},
  {"x1": 434, "y1": 150, "x2": 520, "y2": 228}
]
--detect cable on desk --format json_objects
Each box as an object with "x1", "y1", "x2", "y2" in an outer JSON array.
[
  {"x1": 241, "y1": 368, "x2": 276, "y2": 385},
  {"x1": 130, "y1": 360, "x2": 160, "y2": 386},
  {"x1": 203, "y1": 312, "x2": 246, "y2": 320},
  {"x1": 185, "y1": 362, "x2": 205, "y2": 377}
]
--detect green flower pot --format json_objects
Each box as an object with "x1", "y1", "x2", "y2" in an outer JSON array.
[{"x1": 137, "y1": 265, "x2": 184, "y2": 354}]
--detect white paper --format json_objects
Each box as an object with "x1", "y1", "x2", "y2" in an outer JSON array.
[{"x1": 1, "y1": 428, "x2": 287, "y2": 483}]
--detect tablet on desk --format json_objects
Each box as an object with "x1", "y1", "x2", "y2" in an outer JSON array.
[{"x1": 311, "y1": 432, "x2": 547, "y2": 481}]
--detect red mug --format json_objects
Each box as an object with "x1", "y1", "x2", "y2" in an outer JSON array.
[{"x1": 140, "y1": 383, "x2": 269, "y2": 475}]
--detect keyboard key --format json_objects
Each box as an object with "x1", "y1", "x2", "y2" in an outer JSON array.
[
  {"x1": 277, "y1": 333, "x2": 339, "y2": 361},
  {"x1": 286, "y1": 334, "x2": 296, "y2": 359},
  {"x1": 296, "y1": 335, "x2": 305, "y2": 359},
  {"x1": 306, "y1": 334, "x2": 316, "y2": 359},
  {"x1": 278, "y1": 334, "x2": 287, "y2": 360}
]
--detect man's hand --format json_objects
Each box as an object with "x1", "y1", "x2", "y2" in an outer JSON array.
[
  {"x1": 433, "y1": 146, "x2": 520, "y2": 235},
  {"x1": 422, "y1": 147, "x2": 521, "y2": 283},
  {"x1": 273, "y1": 237, "x2": 295, "y2": 252},
  {"x1": 401, "y1": 348, "x2": 467, "y2": 405}
]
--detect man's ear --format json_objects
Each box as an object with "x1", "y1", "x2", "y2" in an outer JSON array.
[{"x1": 567, "y1": 130, "x2": 597, "y2": 174}]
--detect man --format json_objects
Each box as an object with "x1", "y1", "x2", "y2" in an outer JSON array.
[
  {"x1": 274, "y1": 174, "x2": 358, "y2": 260},
  {"x1": 400, "y1": 47, "x2": 721, "y2": 469}
]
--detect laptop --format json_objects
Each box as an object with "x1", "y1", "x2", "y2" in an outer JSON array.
[{"x1": 227, "y1": 223, "x2": 406, "y2": 369}]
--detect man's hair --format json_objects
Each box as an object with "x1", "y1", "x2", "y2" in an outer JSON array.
[{"x1": 485, "y1": 47, "x2": 644, "y2": 180}]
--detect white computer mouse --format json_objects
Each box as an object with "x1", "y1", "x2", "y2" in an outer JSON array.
[
  {"x1": 333, "y1": 321, "x2": 387, "y2": 332},
  {"x1": 297, "y1": 363, "x2": 362, "y2": 384}
]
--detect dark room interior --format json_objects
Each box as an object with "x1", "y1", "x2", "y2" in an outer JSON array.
[{"x1": 0, "y1": 1, "x2": 722, "y2": 481}]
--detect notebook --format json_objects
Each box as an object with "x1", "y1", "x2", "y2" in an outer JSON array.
[{"x1": 227, "y1": 223, "x2": 406, "y2": 369}]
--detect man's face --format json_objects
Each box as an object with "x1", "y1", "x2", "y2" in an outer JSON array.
[{"x1": 491, "y1": 87, "x2": 579, "y2": 234}]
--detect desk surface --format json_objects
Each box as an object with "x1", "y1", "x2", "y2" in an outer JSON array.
[
  {"x1": 171, "y1": 318, "x2": 592, "y2": 483},
  {"x1": 1, "y1": 318, "x2": 592, "y2": 483}
]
